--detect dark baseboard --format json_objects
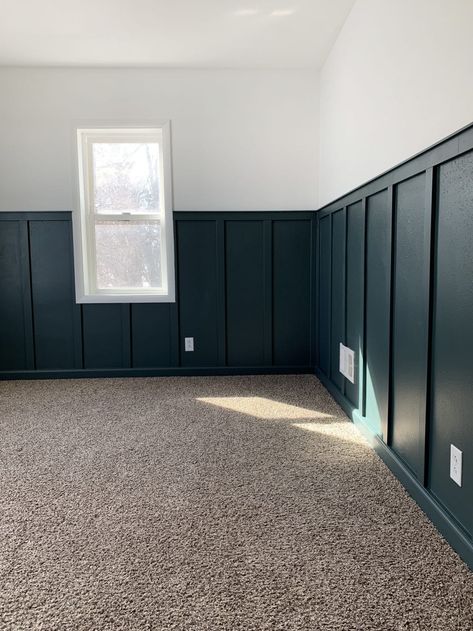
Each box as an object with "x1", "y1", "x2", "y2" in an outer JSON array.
[
  {"x1": 314, "y1": 367, "x2": 473, "y2": 571},
  {"x1": 0, "y1": 365, "x2": 312, "y2": 381}
]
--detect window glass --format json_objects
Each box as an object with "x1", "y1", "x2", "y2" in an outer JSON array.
[
  {"x1": 92, "y1": 142, "x2": 160, "y2": 213},
  {"x1": 95, "y1": 221, "x2": 162, "y2": 289}
]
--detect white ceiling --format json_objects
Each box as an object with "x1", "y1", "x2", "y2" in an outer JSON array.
[{"x1": 0, "y1": 0, "x2": 355, "y2": 68}]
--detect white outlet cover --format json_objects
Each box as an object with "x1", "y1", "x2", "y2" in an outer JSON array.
[
  {"x1": 339, "y1": 343, "x2": 355, "y2": 384},
  {"x1": 184, "y1": 337, "x2": 194, "y2": 352},
  {"x1": 450, "y1": 444, "x2": 462, "y2": 487}
]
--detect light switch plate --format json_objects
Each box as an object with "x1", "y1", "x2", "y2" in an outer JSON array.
[
  {"x1": 450, "y1": 444, "x2": 462, "y2": 487},
  {"x1": 184, "y1": 337, "x2": 194, "y2": 352}
]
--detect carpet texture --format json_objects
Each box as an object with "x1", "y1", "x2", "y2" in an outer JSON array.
[{"x1": 0, "y1": 375, "x2": 472, "y2": 630}]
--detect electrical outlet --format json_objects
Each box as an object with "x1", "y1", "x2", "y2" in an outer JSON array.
[
  {"x1": 184, "y1": 337, "x2": 194, "y2": 352},
  {"x1": 450, "y1": 444, "x2": 462, "y2": 487}
]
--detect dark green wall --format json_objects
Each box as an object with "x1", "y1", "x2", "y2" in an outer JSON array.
[
  {"x1": 365, "y1": 189, "x2": 391, "y2": 438},
  {"x1": 391, "y1": 173, "x2": 430, "y2": 481},
  {"x1": 315, "y1": 124, "x2": 473, "y2": 567},
  {"x1": 0, "y1": 221, "x2": 32, "y2": 370},
  {"x1": 430, "y1": 153, "x2": 473, "y2": 538},
  {"x1": 273, "y1": 220, "x2": 311, "y2": 367},
  {"x1": 318, "y1": 215, "x2": 331, "y2": 377},
  {"x1": 345, "y1": 201, "x2": 364, "y2": 409},
  {"x1": 330, "y1": 209, "x2": 346, "y2": 392},
  {"x1": 0, "y1": 212, "x2": 315, "y2": 378}
]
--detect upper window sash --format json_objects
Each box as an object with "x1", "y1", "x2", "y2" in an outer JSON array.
[{"x1": 79, "y1": 129, "x2": 166, "y2": 218}]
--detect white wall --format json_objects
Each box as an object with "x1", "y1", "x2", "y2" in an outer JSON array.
[
  {"x1": 0, "y1": 68, "x2": 318, "y2": 212},
  {"x1": 318, "y1": 0, "x2": 473, "y2": 206}
]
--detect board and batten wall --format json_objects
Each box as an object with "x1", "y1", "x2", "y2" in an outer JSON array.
[
  {"x1": 0, "y1": 212, "x2": 315, "y2": 378},
  {"x1": 318, "y1": 0, "x2": 473, "y2": 206},
  {"x1": 315, "y1": 123, "x2": 473, "y2": 568}
]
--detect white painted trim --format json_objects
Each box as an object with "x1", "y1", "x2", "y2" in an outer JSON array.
[{"x1": 72, "y1": 122, "x2": 175, "y2": 304}]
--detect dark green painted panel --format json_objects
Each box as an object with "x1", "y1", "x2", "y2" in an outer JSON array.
[
  {"x1": 177, "y1": 220, "x2": 218, "y2": 367},
  {"x1": 273, "y1": 220, "x2": 311, "y2": 366},
  {"x1": 345, "y1": 201, "x2": 364, "y2": 408},
  {"x1": 131, "y1": 304, "x2": 172, "y2": 368},
  {"x1": 225, "y1": 221, "x2": 265, "y2": 366},
  {"x1": 365, "y1": 189, "x2": 391, "y2": 438},
  {"x1": 29, "y1": 220, "x2": 81, "y2": 370},
  {"x1": 430, "y1": 153, "x2": 473, "y2": 536},
  {"x1": 391, "y1": 174, "x2": 429, "y2": 478},
  {"x1": 330, "y1": 210, "x2": 346, "y2": 390},
  {"x1": 318, "y1": 215, "x2": 331, "y2": 376},
  {"x1": 0, "y1": 221, "x2": 32, "y2": 370},
  {"x1": 82, "y1": 304, "x2": 129, "y2": 369}
]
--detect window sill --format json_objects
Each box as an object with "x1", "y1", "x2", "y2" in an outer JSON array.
[{"x1": 75, "y1": 292, "x2": 176, "y2": 304}]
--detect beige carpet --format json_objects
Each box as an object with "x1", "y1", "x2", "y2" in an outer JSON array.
[{"x1": 0, "y1": 375, "x2": 472, "y2": 631}]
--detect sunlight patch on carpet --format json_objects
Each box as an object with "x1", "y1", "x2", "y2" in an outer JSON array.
[
  {"x1": 292, "y1": 421, "x2": 368, "y2": 445},
  {"x1": 197, "y1": 396, "x2": 334, "y2": 420}
]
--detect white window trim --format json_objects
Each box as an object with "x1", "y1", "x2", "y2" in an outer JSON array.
[{"x1": 72, "y1": 122, "x2": 175, "y2": 303}]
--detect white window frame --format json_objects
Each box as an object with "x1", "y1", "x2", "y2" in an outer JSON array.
[{"x1": 72, "y1": 122, "x2": 175, "y2": 303}]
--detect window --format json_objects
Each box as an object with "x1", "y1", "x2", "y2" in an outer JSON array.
[{"x1": 73, "y1": 124, "x2": 175, "y2": 303}]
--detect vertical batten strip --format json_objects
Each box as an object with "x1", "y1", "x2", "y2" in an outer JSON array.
[
  {"x1": 169, "y1": 220, "x2": 180, "y2": 366},
  {"x1": 387, "y1": 184, "x2": 396, "y2": 447},
  {"x1": 361, "y1": 198, "x2": 367, "y2": 418},
  {"x1": 423, "y1": 167, "x2": 437, "y2": 487},
  {"x1": 341, "y1": 207, "x2": 347, "y2": 397},
  {"x1": 263, "y1": 219, "x2": 273, "y2": 366},
  {"x1": 328, "y1": 213, "x2": 333, "y2": 378},
  {"x1": 21, "y1": 220, "x2": 35, "y2": 370},
  {"x1": 26, "y1": 221, "x2": 37, "y2": 370},
  {"x1": 216, "y1": 219, "x2": 227, "y2": 366},
  {"x1": 311, "y1": 215, "x2": 318, "y2": 367},
  {"x1": 380, "y1": 185, "x2": 394, "y2": 444}
]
